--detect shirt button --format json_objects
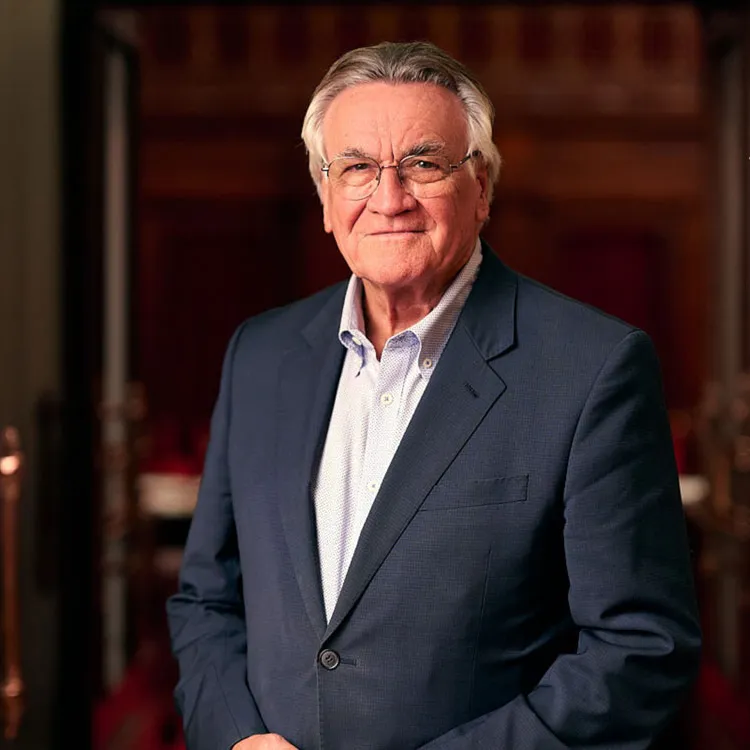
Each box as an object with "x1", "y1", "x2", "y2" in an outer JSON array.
[
  {"x1": 351, "y1": 336, "x2": 361, "y2": 346},
  {"x1": 422, "y1": 358, "x2": 433, "y2": 369},
  {"x1": 367, "y1": 481, "x2": 377, "y2": 494},
  {"x1": 319, "y1": 649, "x2": 340, "y2": 670},
  {"x1": 380, "y1": 392, "x2": 394, "y2": 405}
]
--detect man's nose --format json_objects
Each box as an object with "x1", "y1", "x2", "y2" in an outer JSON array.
[{"x1": 367, "y1": 165, "x2": 416, "y2": 214}]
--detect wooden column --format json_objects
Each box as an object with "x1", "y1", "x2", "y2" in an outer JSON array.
[
  {"x1": 686, "y1": 10, "x2": 750, "y2": 746},
  {"x1": 704, "y1": 4, "x2": 750, "y2": 387}
]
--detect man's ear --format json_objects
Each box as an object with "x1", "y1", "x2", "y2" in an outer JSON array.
[
  {"x1": 321, "y1": 183, "x2": 333, "y2": 234},
  {"x1": 474, "y1": 166, "x2": 490, "y2": 225}
]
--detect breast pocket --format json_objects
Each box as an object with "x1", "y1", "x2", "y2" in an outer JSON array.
[{"x1": 419, "y1": 473, "x2": 529, "y2": 511}]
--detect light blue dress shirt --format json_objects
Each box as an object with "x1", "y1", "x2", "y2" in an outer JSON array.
[{"x1": 313, "y1": 239, "x2": 483, "y2": 621}]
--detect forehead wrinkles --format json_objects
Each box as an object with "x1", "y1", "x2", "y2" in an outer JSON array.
[{"x1": 322, "y1": 83, "x2": 468, "y2": 161}]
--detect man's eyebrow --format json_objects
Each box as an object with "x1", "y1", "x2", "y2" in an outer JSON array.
[
  {"x1": 335, "y1": 147, "x2": 373, "y2": 160},
  {"x1": 332, "y1": 142, "x2": 450, "y2": 161},
  {"x1": 403, "y1": 141, "x2": 449, "y2": 158}
]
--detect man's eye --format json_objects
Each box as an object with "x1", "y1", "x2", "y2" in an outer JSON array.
[
  {"x1": 344, "y1": 162, "x2": 374, "y2": 173},
  {"x1": 412, "y1": 160, "x2": 440, "y2": 170}
]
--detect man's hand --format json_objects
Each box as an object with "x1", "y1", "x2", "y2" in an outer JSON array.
[{"x1": 232, "y1": 734, "x2": 299, "y2": 749}]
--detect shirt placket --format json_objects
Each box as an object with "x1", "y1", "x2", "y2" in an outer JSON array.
[{"x1": 353, "y1": 338, "x2": 414, "y2": 536}]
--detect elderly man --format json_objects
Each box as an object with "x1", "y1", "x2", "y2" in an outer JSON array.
[{"x1": 167, "y1": 41, "x2": 701, "y2": 750}]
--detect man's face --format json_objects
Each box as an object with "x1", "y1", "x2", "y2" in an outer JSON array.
[{"x1": 320, "y1": 82, "x2": 490, "y2": 295}]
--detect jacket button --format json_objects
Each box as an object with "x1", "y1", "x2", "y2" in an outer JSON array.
[{"x1": 318, "y1": 649, "x2": 340, "y2": 670}]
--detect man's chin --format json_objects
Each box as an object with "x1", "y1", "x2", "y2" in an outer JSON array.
[{"x1": 357, "y1": 231, "x2": 428, "y2": 256}]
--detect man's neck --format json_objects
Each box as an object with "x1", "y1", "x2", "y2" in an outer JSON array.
[{"x1": 361, "y1": 276, "x2": 451, "y2": 358}]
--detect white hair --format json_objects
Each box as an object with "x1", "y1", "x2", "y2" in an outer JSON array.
[{"x1": 301, "y1": 41, "x2": 502, "y2": 204}]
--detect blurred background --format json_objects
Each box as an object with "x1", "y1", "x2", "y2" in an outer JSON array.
[{"x1": 1, "y1": 1, "x2": 749, "y2": 748}]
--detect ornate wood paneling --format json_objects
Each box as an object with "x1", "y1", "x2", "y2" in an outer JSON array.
[
  {"x1": 136, "y1": 198, "x2": 317, "y2": 425},
  {"x1": 137, "y1": 5, "x2": 703, "y2": 121},
  {"x1": 134, "y1": 3, "x2": 710, "y2": 422}
]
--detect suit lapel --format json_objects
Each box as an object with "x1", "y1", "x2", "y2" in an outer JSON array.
[
  {"x1": 324, "y1": 245, "x2": 517, "y2": 639},
  {"x1": 276, "y1": 286, "x2": 347, "y2": 640}
]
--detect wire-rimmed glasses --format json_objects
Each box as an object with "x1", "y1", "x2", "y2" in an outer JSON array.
[{"x1": 321, "y1": 151, "x2": 479, "y2": 201}]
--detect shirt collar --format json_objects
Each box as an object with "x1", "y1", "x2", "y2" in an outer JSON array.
[{"x1": 338, "y1": 238, "x2": 482, "y2": 378}]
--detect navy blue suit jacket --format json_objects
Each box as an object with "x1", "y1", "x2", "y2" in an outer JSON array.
[{"x1": 167, "y1": 243, "x2": 701, "y2": 750}]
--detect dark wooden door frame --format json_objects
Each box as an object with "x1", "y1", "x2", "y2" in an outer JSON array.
[{"x1": 60, "y1": 2, "x2": 140, "y2": 746}]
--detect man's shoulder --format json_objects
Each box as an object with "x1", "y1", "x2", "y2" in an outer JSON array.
[
  {"x1": 515, "y1": 271, "x2": 637, "y2": 345},
  {"x1": 500, "y1": 269, "x2": 652, "y2": 379},
  {"x1": 478, "y1": 245, "x2": 637, "y2": 354}
]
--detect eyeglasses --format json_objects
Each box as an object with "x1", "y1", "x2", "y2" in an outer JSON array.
[{"x1": 321, "y1": 151, "x2": 479, "y2": 201}]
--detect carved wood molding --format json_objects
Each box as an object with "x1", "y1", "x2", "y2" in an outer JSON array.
[{"x1": 137, "y1": 5, "x2": 704, "y2": 121}]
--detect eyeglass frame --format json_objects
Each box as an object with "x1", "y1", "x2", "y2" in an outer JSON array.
[{"x1": 320, "y1": 150, "x2": 480, "y2": 200}]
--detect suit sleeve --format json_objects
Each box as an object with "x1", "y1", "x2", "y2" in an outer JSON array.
[
  {"x1": 166, "y1": 323, "x2": 267, "y2": 750},
  {"x1": 418, "y1": 329, "x2": 702, "y2": 749}
]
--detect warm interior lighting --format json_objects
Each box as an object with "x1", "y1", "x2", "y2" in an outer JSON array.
[{"x1": 0, "y1": 456, "x2": 20, "y2": 476}]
